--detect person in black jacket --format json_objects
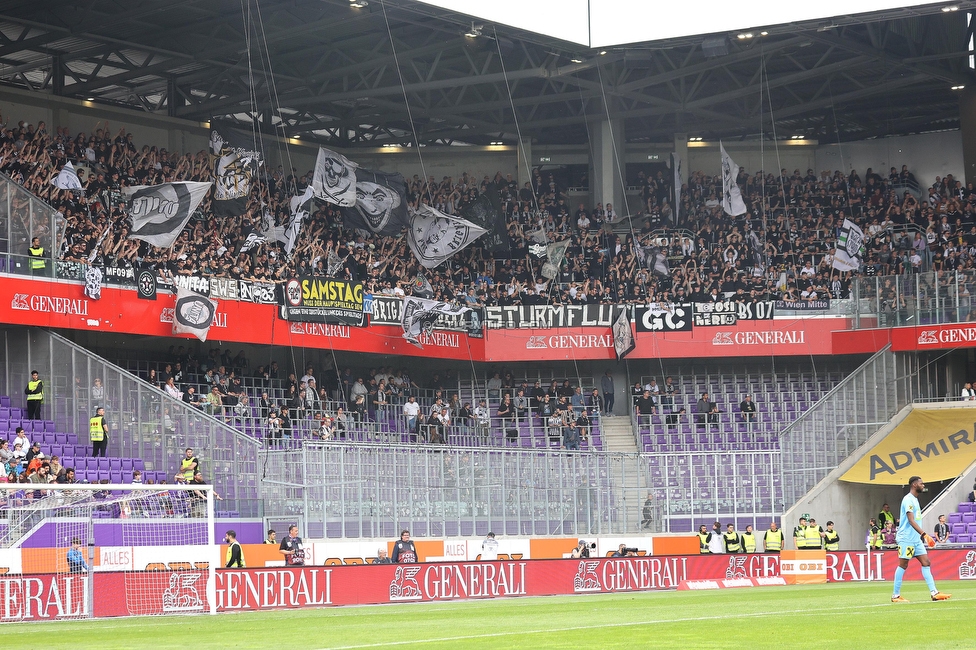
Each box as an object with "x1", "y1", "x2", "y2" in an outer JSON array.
[{"x1": 391, "y1": 530, "x2": 418, "y2": 563}]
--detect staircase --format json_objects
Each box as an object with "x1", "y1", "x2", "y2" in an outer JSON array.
[{"x1": 602, "y1": 416, "x2": 652, "y2": 533}]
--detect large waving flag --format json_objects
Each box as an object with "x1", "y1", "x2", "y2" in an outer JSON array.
[
  {"x1": 124, "y1": 181, "x2": 212, "y2": 248},
  {"x1": 172, "y1": 286, "x2": 218, "y2": 342},
  {"x1": 407, "y1": 205, "x2": 487, "y2": 269},
  {"x1": 832, "y1": 218, "x2": 865, "y2": 271},
  {"x1": 341, "y1": 168, "x2": 409, "y2": 236},
  {"x1": 720, "y1": 141, "x2": 747, "y2": 216},
  {"x1": 312, "y1": 147, "x2": 358, "y2": 207},
  {"x1": 51, "y1": 162, "x2": 83, "y2": 191},
  {"x1": 400, "y1": 296, "x2": 469, "y2": 348},
  {"x1": 209, "y1": 128, "x2": 262, "y2": 217}
]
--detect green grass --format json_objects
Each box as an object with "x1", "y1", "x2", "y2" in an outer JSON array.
[{"x1": 7, "y1": 581, "x2": 976, "y2": 649}]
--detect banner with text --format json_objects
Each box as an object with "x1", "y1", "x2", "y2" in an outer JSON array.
[{"x1": 278, "y1": 277, "x2": 365, "y2": 326}]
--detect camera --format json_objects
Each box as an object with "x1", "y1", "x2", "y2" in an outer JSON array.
[
  {"x1": 579, "y1": 541, "x2": 596, "y2": 549},
  {"x1": 623, "y1": 547, "x2": 639, "y2": 554}
]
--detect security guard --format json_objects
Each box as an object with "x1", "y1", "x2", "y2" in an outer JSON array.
[
  {"x1": 225, "y1": 530, "x2": 245, "y2": 568},
  {"x1": 878, "y1": 504, "x2": 894, "y2": 529},
  {"x1": 28, "y1": 236, "x2": 46, "y2": 275},
  {"x1": 793, "y1": 516, "x2": 808, "y2": 549},
  {"x1": 741, "y1": 524, "x2": 757, "y2": 553},
  {"x1": 823, "y1": 521, "x2": 840, "y2": 551},
  {"x1": 24, "y1": 370, "x2": 44, "y2": 420},
  {"x1": 723, "y1": 523, "x2": 742, "y2": 553},
  {"x1": 867, "y1": 518, "x2": 883, "y2": 550},
  {"x1": 763, "y1": 521, "x2": 785, "y2": 553},
  {"x1": 697, "y1": 524, "x2": 711, "y2": 553},
  {"x1": 803, "y1": 517, "x2": 824, "y2": 550},
  {"x1": 89, "y1": 406, "x2": 108, "y2": 457}
]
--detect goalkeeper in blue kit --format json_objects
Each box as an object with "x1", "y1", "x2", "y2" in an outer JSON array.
[{"x1": 891, "y1": 476, "x2": 951, "y2": 603}]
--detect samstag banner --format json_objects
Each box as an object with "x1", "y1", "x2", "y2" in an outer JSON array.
[
  {"x1": 279, "y1": 277, "x2": 365, "y2": 326},
  {"x1": 841, "y1": 408, "x2": 976, "y2": 484}
]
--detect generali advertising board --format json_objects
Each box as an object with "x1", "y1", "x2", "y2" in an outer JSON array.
[
  {"x1": 5, "y1": 549, "x2": 967, "y2": 619},
  {"x1": 891, "y1": 322, "x2": 976, "y2": 351},
  {"x1": 0, "y1": 277, "x2": 851, "y2": 360}
]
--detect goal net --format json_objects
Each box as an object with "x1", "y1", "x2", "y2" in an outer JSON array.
[{"x1": 0, "y1": 483, "x2": 218, "y2": 619}]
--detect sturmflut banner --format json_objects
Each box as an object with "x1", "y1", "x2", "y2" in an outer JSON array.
[{"x1": 279, "y1": 277, "x2": 365, "y2": 326}]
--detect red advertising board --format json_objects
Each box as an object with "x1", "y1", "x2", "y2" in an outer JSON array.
[
  {"x1": 80, "y1": 549, "x2": 976, "y2": 618},
  {"x1": 0, "y1": 276, "x2": 863, "y2": 360},
  {"x1": 0, "y1": 574, "x2": 89, "y2": 621},
  {"x1": 890, "y1": 322, "x2": 976, "y2": 352}
]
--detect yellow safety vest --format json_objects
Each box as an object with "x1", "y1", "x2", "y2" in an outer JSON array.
[
  {"x1": 28, "y1": 246, "x2": 45, "y2": 269},
  {"x1": 824, "y1": 530, "x2": 840, "y2": 551},
  {"x1": 698, "y1": 532, "x2": 710, "y2": 552},
  {"x1": 723, "y1": 532, "x2": 741, "y2": 553},
  {"x1": 871, "y1": 526, "x2": 883, "y2": 549},
  {"x1": 26, "y1": 380, "x2": 43, "y2": 401},
  {"x1": 89, "y1": 416, "x2": 105, "y2": 441},
  {"x1": 879, "y1": 511, "x2": 894, "y2": 528},
  {"x1": 180, "y1": 457, "x2": 196, "y2": 480},
  {"x1": 764, "y1": 529, "x2": 783, "y2": 552},
  {"x1": 803, "y1": 525, "x2": 822, "y2": 549},
  {"x1": 742, "y1": 532, "x2": 757, "y2": 553},
  {"x1": 226, "y1": 541, "x2": 245, "y2": 568}
]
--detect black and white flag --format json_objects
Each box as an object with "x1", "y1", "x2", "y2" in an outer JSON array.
[
  {"x1": 636, "y1": 245, "x2": 670, "y2": 277},
  {"x1": 237, "y1": 225, "x2": 267, "y2": 256},
  {"x1": 341, "y1": 168, "x2": 409, "y2": 236},
  {"x1": 720, "y1": 141, "x2": 747, "y2": 217},
  {"x1": 746, "y1": 229, "x2": 765, "y2": 277},
  {"x1": 409, "y1": 273, "x2": 434, "y2": 298},
  {"x1": 461, "y1": 182, "x2": 510, "y2": 255},
  {"x1": 209, "y1": 129, "x2": 262, "y2": 217},
  {"x1": 172, "y1": 286, "x2": 218, "y2": 342},
  {"x1": 326, "y1": 249, "x2": 344, "y2": 277},
  {"x1": 542, "y1": 239, "x2": 570, "y2": 280},
  {"x1": 278, "y1": 186, "x2": 314, "y2": 255},
  {"x1": 400, "y1": 296, "x2": 468, "y2": 348},
  {"x1": 84, "y1": 265, "x2": 102, "y2": 301},
  {"x1": 612, "y1": 308, "x2": 636, "y2": 360},
  {"x1": 407, "y1": 205, "x2": 486, "y2": 269},
  {"x1": 832, "y1": 218, "x2": 865, "y2": 271},
  {"x1": 125, "y1": 181, "x2": 212, "y2": 248},
  {"x1": 312, "y1": 147, "x2": 358, "y2": 207},
  {"x1": 671, "y1": 153, "x2": 682, "y2": 224},
  {"x1": 51, "y1": 162, "x2": 83, "y2": 191}
]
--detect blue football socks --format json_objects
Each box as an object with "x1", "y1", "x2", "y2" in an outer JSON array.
[
  {"x1": 892, "y1": 565, "x2": 905, "y2": 597},
  {"x1": 920, "y1": 565, "x2": 937, "y2": 595}
]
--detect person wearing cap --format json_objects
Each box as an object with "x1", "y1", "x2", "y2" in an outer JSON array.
[
  {"x1": 823, "y1": 521, "x2": 840, "y2": 551},
  {"x1": 763, "y1": 521, "x2": 784, "y2": 553},
  {"x1": 481, "y1": 532, "x2": 499, "y2": 561},
  {"x1": 24, "y1": 370, "x2": 43, "y2": 420},
  {"x1": 224, "y1": 530, "x2": 245, "y2": 568},
  {"x1": 571, "y1": 539, "x2": 591, "y2": 559},
  {"x1": 89, "y1": 406, "x2": 108, "y2": 458},
  {"x1": 892, "y1": 476, "x2": 951, "y2": 602}
]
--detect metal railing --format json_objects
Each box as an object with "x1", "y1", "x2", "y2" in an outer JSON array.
[
  {"x1": 0, "y1": 172, "x2": 60, "y2": 277},
  {"x1": 0, "y1": 328, "x2": 262, "y2": 517},
  {"x1": 778, "y1": 345, "x2": 916, "y2": 509}
]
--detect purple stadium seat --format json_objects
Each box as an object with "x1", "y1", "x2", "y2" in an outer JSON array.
[{"x1": 955, "y1": 534, "x2": 971, "y2": 544}]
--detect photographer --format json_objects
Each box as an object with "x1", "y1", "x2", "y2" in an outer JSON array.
[
  {"x1": 571, "y1": 539, "x2": 594, "y2": 558},
  {"x1": 611, "y1": 544, "x2": 637, "y2": 557}
]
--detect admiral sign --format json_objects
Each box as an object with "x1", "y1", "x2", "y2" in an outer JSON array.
[{"x1": 278, "y1": 277, "x2": 365, "y2": 326}]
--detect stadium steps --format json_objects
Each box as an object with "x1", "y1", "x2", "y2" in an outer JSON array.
[{"x1": 600, "y1": 417, "x2": 648, "y2": 531}]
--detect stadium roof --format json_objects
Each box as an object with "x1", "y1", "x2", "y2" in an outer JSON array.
[{"x1": 0, "y1": 0, "x2": 972, "y2": 148}]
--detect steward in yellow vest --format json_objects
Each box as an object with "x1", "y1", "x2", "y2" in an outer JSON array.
[
  {"x1": 803, "y1": 519, "x2": 824, "y2": 550},
  {"x1": 742, "y1": 526, "x2": 757, "y2": 553},
  {"x1": 89, "y1": 406, "x2": 108, "y2": 457},
  {"x1": 823, "y1": 521, "x2": 840, "y2": 551},
  {"x1": 28, "y1": 237, "x2": 45, "y2": 272},
  {"x1": 697, "y1": 525, "x2": 711, "y2": 553},
  {"x1": 878, "y1": 505, "x2": 894, "y2": 530},
  {"x1": 723, "y1": 524, "x2": 742, "y2": 553},
  {"x1": 793, "y1": 516, "x2": 807, "y2": 549},
  {"x1": 868, "y1": 519, "x2": 883, "y2": 549},
  {"x1": 25, "y1": 370, "x2": 43, "y2": 420},
  {"x1": 225, "y1": 530, "x2": 245, "y2": 568},
  {"x1": 764, "y1": 522, "x2": 784, "y2": 552}
]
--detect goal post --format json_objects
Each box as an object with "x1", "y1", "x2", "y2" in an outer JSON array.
[{"x1": 0, "y1": 482, "x2": 219, "y2": 618}]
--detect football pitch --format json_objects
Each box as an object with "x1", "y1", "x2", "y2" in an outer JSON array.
[{"x1": 7, "y1": 581, "x2": 975, "y2": 649}]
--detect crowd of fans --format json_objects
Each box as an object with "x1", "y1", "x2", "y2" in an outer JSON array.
[{"x1": 1, "y1": 111, "x2": 972, "y2": 307}]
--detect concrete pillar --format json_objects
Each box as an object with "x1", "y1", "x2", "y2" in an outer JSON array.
[
  {"x1": 517, "y1": 136, "x2": 532, "y2": 188},
  {"x1": 590, "y1": 118, "x2": 626, "y2": 215},
  {"x1": 673, "y1": 132, "x2": 688, "y2": 186},
  {"x1": 961, "y1": 87, "x2": 976, "y2": 185}
]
